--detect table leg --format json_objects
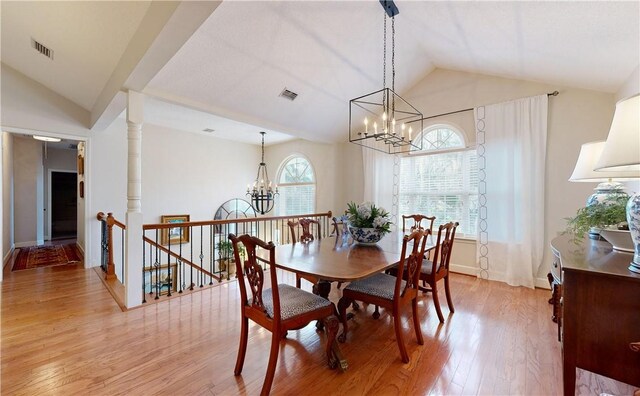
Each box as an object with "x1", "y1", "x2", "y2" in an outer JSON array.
[{"x1": 314, "y1": 280, "x2": 332, "y2": 331}]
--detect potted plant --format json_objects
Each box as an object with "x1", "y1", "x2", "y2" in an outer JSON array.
[
  {"x1": 216, "y1": 240, "x2": 245, "y2": 272},
  {"x1": 346, "y1": 201, "x2": 392, "y2": 244},
  {"x1": 565, "y1": 194, "x2": 629, "y2": 242}
]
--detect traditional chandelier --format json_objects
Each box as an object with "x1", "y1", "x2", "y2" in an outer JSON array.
[
  {"x1": 349, "y1": 0, "x2": 423, "y2": 154},
  {"x1": 247, "y1": 131, "x2": 279, "y2": 215}
]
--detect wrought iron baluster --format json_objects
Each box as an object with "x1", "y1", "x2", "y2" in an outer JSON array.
[
  {"x1": 179, "y1": 231, "x2": 183, "y2": 293},
  {"x1": 154, "y1": 229, "x2": 160, "y2": 300},
  {"x1": 209, "y1": 225, "x2": 214, "y2": 285},
  {"x1": 142, "y1": 233, "x2": 147, "y2": 303},
  {"x1": 166, "y1": 236, "x2": 172, "y2": 297},
  {"x1": 199, "y1": 226, "x2": 204, "y2": 288},
  {"x1": 121, "y1": 228, "x2": 125, "y2": 282},
  {"x1": 190, "y1": 226, "x2": 194, "y2": 291}
]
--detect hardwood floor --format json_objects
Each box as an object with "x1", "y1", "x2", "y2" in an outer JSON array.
[{"x1": 0, "y1": 256, "x2": 632, "y2": 395}]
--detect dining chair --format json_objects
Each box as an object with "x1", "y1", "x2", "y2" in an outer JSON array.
[
  {"x1": 287, "y1": 218, "x2": 320, "y2": 244},
  {"x1": 337, "y1": 229, "x2": 428, "y2": 363},
  {"x1": 287, "y1": 218, "x2": 321, "y2": 288},
  {"x1": 412, "y1": 221, "x2": 459, "y2": 323},
  {"x1": 229, "y1": 233, "x2": 340, "y2": 396},
  {"x1": 402, "y1": 214, "x2": 436, "y2": 233}
]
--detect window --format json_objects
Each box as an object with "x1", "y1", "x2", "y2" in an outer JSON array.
[
  {"x1": 399, "y1": 125, "x2": 478, "y2": 237},
  {"x1": 276, "y1": 156, "x2": 316, "y2": 216}
]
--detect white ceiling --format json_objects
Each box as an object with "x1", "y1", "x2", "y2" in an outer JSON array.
[
  {"x1": 2, "y1": 1, "x2": 638, "y2": 145},
  {"x1": 1, "y1": 1, "x2": 151, "y2": 111}
]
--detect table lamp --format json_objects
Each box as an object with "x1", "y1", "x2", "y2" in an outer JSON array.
[
  {"x1": 569, "y1": 140, "x2": 637, "y2": 238},
  {"x1": 594, "y1": 94, "x2": 640, "y2": 273}
]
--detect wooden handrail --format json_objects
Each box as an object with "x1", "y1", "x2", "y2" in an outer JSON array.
[{"x1": 142, "y1": 211, "x2": 333, "y2": 230}]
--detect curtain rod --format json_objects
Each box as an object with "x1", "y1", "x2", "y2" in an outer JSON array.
[{"x1": 414, "y1": 90, "x2": 559, "y2": 122}]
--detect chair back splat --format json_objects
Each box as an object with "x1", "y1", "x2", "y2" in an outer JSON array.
[
  {"x1": 402, "y1": 214, "x2": 436, "y2": 233},
  {"x1": 287, "y1": 218, "x2": 320, "y2": 244}
]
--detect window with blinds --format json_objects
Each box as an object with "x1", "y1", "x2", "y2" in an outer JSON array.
[
  {"x1": 399, "y1": 126, "x2": 478, "y2": 237},
  {"x1": 276, "y1": 156, "x2": 316, "y2": 216}
]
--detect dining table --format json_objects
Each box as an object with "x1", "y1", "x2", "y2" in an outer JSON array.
[{"x1": 257, "y1": 230, "x2": 437, "y2": 371}]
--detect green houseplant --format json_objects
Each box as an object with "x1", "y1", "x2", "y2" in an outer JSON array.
[
  {"x1": 216, "y1": 240, "x2": 245, "y2": 272},
  {"x1": 565, "y1": 194, "x2": 629, "y2": 241}
]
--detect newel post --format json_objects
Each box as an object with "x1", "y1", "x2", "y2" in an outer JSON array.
[{"x1": 105, "y1": 213, "x2": 117, "y2": 280}]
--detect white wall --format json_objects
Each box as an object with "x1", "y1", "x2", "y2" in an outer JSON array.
[
  {"x1": 345, "y1": 68, "x2": 618, "y2": 286},
  {"x1": 2, "y1": 132, "x2": 14, "y2": 266},
  {"x1": 43, "y1": 147, "x2": 77, "y2": 240},
  {"x1": 1, "y1": 64, "x2": 91, "y2": 137},
  {"x1": 88, "y1": 118, "x2": 261, "y2": 267},
  {"x1": 616, "y1": 65, "x2": 639, "y2": 102},
  {"x1": 13, "y1": 136, "x2": 45, "y2": 247},
  {"x1": 265, "y1": 139, "x2": 343, "y2": 215}
]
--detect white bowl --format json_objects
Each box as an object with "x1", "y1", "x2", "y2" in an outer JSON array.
[{"x1": 599, "y1": 229, "x2": 634, "y2": 253}]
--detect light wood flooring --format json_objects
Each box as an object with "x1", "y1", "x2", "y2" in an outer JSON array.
[{"x1": 1, "y1": 254, "x2": 635, "y2": 395}]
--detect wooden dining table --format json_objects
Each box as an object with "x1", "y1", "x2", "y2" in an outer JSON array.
[{"x1": 258, "y1": 231, "x2": 437, "y2": 371}]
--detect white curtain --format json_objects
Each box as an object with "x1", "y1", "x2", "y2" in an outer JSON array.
[
  {"x1": 474, "y1": 94, "x2": 548, "y2": 288},
  {"x1": 362, "y1": 147, "x2": 394, "y2": 222}
]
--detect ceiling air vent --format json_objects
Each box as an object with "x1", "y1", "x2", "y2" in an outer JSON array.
[
  {"x1": 31, "y1": 38, "x2": 54, "y2": 60},
  {"x1": 279, "y1": 88, "x2": 298, "y2": 101},
  {"x1": 202, "y1": 128, "x2": 215, "y2": 133}
]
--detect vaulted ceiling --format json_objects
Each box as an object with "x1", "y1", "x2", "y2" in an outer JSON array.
[{"x1": 2, "y1": 1, "x2": 638, "y2": 145}]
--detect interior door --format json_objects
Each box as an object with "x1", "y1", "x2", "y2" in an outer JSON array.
[{"x1": 51, "y1": 171, "x2": 77, "y2": 240}]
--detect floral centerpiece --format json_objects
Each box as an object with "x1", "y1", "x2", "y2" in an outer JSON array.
[{"x1": 346, "y1": 201, "x2": 392, "y2": 244}]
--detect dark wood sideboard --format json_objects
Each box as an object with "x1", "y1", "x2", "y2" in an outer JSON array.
[{"x1": 550, "y1": 235, "x2": 640, "y2": 395}]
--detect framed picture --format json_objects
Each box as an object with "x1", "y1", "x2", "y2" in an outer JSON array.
[
  {"x1": 144, "y1": 263, "x2": 178, "y2": 296},
  {"x1": 161, "y1": 215, "x2": 190, "y2": 245}
]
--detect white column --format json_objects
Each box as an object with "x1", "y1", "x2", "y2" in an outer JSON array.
[{"x1": 125, "y1": 91, "x2": 144, "y2": 308}]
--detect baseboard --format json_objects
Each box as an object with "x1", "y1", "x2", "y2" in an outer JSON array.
[
  {"x1": 75, "y1": 242, "x2": 85, "y2": 257},
  {"x1": 449, "y1": 262, "x2": 550, "y2": 290},
  {"x1": 3, "y1": 245, "x2": 15, "y2": 269},
  {"x1": 15, "y1": 241, "x2": 37, "y2": 248}
]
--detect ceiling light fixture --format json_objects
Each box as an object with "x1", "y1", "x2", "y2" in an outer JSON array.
[
  {"x1": 246, "y1": 132, "x2": 279, "y2": 215},
  {"x1": 349, "y1": 0, "x2": 423, "y2": 154},
  {"x1": 33, "y1": 135, "x2": 61, "y2": 142}
]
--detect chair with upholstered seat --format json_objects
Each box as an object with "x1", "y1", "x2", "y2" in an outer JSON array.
[
  {"x1": 418, "y1": 221, "x2": 458, "y2": 323},
  {"x1": 337, "y1": 229, "x2": 428, "y2": 363},
  {"x1": 229, "y1": 233, "x2": 339, "y2": 396},
  {"x1": 288, "y1": 218, "x2": 321, "y2": 288}
]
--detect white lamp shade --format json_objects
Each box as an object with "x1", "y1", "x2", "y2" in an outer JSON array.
[
  {"x1": 569, "y1": 140, "x2": 640, "y2": 181},
  {"x1": 594, "y1": 94, "x2": 640, "y2": 172}
]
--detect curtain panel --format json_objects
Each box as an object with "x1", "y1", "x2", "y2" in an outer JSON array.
[{"x1": 474, "y1": 94, "x2": 548, "y2": 288}]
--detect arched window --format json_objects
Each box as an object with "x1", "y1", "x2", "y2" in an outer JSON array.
[
  {"x1": 276, "y1": 155, "x2": 316, "y2": 216},
  {"x1": 399, "y1": 125, "x2": 478, "y2": 237}
]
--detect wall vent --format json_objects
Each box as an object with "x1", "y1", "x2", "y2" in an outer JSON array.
[
  {"x1": 31, "y1": 38, "x2": 54, "y2": 60},
  {"x1": 202, "y1": 128, "x2": 215, "y2": 133},
  {"x1": 279, "y1": 88, "x2": 298, "y2": 101}
]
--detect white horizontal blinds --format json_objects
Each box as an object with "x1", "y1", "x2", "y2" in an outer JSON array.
[
  {"x1": 278, "y1": 185, "x2": 315, "y2": 216},
  {"x1": 276, "y1": 156, "x2": 316, "y2": 216},
  {"x1": 399, "y1": 126, "x2": 478, "y2": 237}
]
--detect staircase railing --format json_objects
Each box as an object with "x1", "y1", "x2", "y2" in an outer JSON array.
[
  {"x1": 96, "y1": 212, "x2": 126, "y2": 283},
  {"x1": 98, "y1": 211, "x2": 333, "y2": 303}
]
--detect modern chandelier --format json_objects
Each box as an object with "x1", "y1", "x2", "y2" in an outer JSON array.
[
  {"x1": 246, "y1": 131, "x2": 279, "y2": 215},
  {"x1": 349, "y1": 0, "x2": 423, "y2": 154}
]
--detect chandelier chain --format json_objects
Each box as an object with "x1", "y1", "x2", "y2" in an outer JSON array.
[
  {"x1": 391, "y1": 16, "x2": 395, "y2": 115},
  {"x1": 383, "y1": 12, "x2": 387, "y2": 110}
]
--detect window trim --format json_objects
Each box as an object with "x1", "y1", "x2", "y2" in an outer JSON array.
[{"x1": 275, "y1": 153, "x2": 317, "y2": 215}]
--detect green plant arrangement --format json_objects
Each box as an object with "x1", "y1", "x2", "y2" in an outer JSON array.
[
  {"x1": 564, "y1": 194, "x2": 629, "y2": 240},
  {"x1": 346, "y1": 201, "x2": 392, "y2": 234},
  {"x1": 216, "y1": 240, "x2": 245, "y2": 272}
]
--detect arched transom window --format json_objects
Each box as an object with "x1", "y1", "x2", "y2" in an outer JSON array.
[{"x1": 276, "y1": 156, "x2": 316, "y2": 216}]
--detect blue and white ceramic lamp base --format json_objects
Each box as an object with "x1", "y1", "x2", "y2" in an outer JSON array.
[{"x1": 627, "y1": 192, "x2": 640, "y2": 274}]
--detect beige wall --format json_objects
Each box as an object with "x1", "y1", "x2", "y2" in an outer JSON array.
[{"x1": 13, "y1": 136, "x2": 45, "y2": 247}]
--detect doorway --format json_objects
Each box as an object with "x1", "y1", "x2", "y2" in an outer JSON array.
[{"x1": 50, "y1": 171, "x2": 77, "y2": 240}]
